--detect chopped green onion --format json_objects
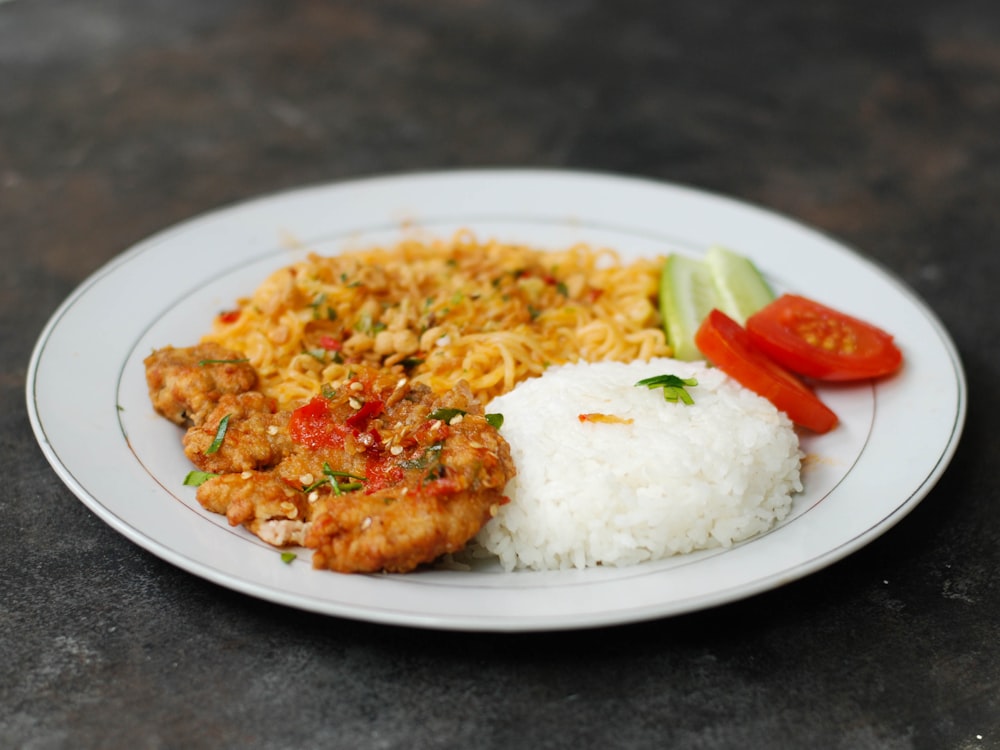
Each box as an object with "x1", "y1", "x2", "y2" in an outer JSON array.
[
  {"x1": 485, "y1": 413, "x2": 504, "y2": 429},
  {"x1": 183, "y1": 470, "x2": 219, "y2": 487},
  {"x1": 399, "y1": 442, "x2": 443, "y2": 470},
  {"x1": 428, "y1": 407, "x2": 466, "y2": 423},
  {"x1": 323, "y1": 463, "x2": 366, "y2": 482},
  {"x1": 353, "y1": 313, "x2": 386, "y2": 336},
  {"x1": 635, "y1": 374, "x2": 699, "y2": 405},
  {"x1": 204, "y1": 414, "x2": 232, "y2": 454},
  {"x1": 302, "y1": 463, "x2": 366, "y2": 494},
  {"x1": 333, "y1": 481, "x2": 364, "y2": 495},
  {"x1": 422, "y1": 464, "x2": 447, "y2": 485},
  {"x1": 280, "y1": 552, "x2": 297, "y2": 564}
]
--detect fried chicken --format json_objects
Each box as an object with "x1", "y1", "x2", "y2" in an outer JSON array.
[
  {"x1": 182, "y1": 392, "x2": 294, "y2": 475},
  {"x1": 145, "y1": 346, "x2": 515, "y2": 573},
  {"x1": 144, "y1": 343, "x2": 258, "y2": 426},
  {"x1": 303, "y1": 377, "x2": 514, "y2": 573}
]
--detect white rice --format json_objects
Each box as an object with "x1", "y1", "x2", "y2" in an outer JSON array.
[{"x1": 476, "y1": 358, "x2": 802, "y2": 571}]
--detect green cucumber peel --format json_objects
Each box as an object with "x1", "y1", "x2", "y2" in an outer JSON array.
[{"x1": 659, "y1": 247, "x2": 775, "y2": 360}]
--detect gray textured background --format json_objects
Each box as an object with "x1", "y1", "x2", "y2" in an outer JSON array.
[{"x1": 3, "y1": 1, "x2": 997, "y2": 748}]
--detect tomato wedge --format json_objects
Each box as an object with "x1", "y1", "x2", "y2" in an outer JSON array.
[
  {"x1": 695, "y1": 309, "x2": 838, "y2": 433},
  {"x1": 746, "y1": 294, "x2": 902, "y2": 381}
]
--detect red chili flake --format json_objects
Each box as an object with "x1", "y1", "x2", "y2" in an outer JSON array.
[
  {"x1": 411, "y1": 418, "x2": 450, "y2": 447},
  {"x1": 364, "y1": 452, "x2": 405, "y2": 493},
  {"x1": 419, "y1": 475, "x2": 462, "y2": 497},
  {"x1": 346, "y1": 399, "x2": 384, "y2": 430},
  {"x1": 578, "y1": 412, "x2": 633, "y2": 424},
  {"x1": 318, "y1": 335, "x2": 342, "y2": 351},
  {"x1": 218, "y1": 309, "x2": 241, "y2": 324},
  {"x1": 289, "y1": 397, "x2": 345, "y2": 449}
]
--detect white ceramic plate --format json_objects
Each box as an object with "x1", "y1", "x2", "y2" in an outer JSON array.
[{"x1": 27, "y1": 170, "x2": 966, "y2": 631}]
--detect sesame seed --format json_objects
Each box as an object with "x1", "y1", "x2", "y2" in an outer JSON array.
[
  {"x1": 267, "y1": 425, "x2": 279, "y2": 435},
  {"x1": 361, "y1": 516, "x2": 372, "y2": 530},
  {"x1": 390, "y1": 444, "x2": 404, "y2": 455},
  {"x1": 299, "y1": 473, "x2": 314, "y2": 486},
  {"x1": 349, "y1": 397, "x2": 362, "y2": 410},
  {"x1": 241, "y1": 471, "x2": 253, "y2": 480},
  {"x1": 349, "y1": 381, "x2": 364, "y2": 392},
  {"x1": 308, "y1": 491, "x2": 319, "y2": 503},
  {"x1": 448, "y1": 414, "x2": 464, "y2": 425}
]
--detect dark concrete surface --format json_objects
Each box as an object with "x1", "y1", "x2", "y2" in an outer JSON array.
[{"x1": 2, "y1": 1, "x2": 998, "y2": 748}]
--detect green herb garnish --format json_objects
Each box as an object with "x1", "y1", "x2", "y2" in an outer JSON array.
[
  {"x1": 204, "y1": 414, "x2": 231, "y2": 454},
  {"x1": 183, "y1": 470, "x2": 219, "y2": 487},
  {"x1": 309, "y1": 293, "x2": 327, "y2": 319},
  {"x1": 353, "y1": 313, "x2": 386, "y2": 336},
  {"x1": 399, "y1": 442, "x2": 443, "y2": 470},
  {"x1": 302, "y1": 462, "x2": 366, "y2": 495},
  {"x1": 423, "y1": 464, "x2": 447, "y2": 486},
  {"x1": 428, "y1": 407, "x2": 466, "y2": 423},
  {"x1": 635, "y1": 374, "x2": 698, "y2": 405},
  {"x1": 485, "y1": 413, "x2": 504, "y2": 429},
  {"x1": 280, "y1": 552, "x2": 297, "y2": 564}
]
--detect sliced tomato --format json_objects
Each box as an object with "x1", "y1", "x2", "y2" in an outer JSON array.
[
  {"x1": 746, "y1": 294, "x2": 902, "y2": 381},
  {"x1": 695, "y1": 309, "x2": 838, "y2": 433}
]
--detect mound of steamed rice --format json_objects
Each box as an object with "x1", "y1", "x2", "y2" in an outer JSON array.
[{"x1": 475, "y1": 358, "x2": 803, "y2": 571}]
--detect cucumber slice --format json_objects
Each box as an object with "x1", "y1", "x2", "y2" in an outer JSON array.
[
  {"x1": 659, "y1": 254, "x2": 719, "y2": 360},
  {"x1": 705, "y1": 245, "x2": 775, "y2": 325}
]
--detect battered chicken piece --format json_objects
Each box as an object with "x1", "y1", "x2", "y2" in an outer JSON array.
[
  {"x1": 197, "y1": 471, "x2": 311, "y2": 546},
  {"x1": 183, "y1": 391, "x2": 294, "y2": 474},
  {"x1": 144, "y1": 343, "x2": 257, "y2": 426},
  {"x1": 305, "y1": 402, "x2": 513, "y2": 573},
  {"x1": 191, "y1": 364, "x2": 515, "y2": 573}
]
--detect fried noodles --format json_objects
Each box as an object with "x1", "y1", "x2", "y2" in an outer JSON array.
[{"x1": 203, "y1": 231, "x2": 670, "y2": 409}]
